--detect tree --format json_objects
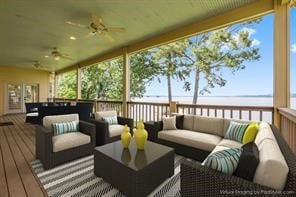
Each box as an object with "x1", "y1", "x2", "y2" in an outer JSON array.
[
  {"x1": 130, "y1": 51, "x2": 160, "y2": 98},
  {"x1": 81, "y1": 59, "x2": 123, "y2": 100},
  {"x1": 57, "y1": 71, "x2": 77, "y2": 99},
  {"x1": 184, "y1": 21, "x2": 261, "y2": 104},
  {"x1": 152, "y1": 40, "x2": 191, "y2": 102}
]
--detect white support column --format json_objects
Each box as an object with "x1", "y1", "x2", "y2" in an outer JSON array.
[
  {"x1": 76, "y1": 64, "x2": 82, "y2": 100},
  {"x1": 122, "y1": 47, "x2": 130, "y2": 117},
  {"x1": 273, "y1": 0, "x2": 290, "y2": 128}
]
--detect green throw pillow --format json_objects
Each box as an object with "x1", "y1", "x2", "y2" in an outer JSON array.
[
  {"x1": 202, "y1": 148, "x2": 242, "y2": 175},
  {"x1": 242, "y1": 123, "x2": 259, "y2": 145},
  {"x1": 52, "y1": 121, "x2": 79, "y2": 136},
  {"x1": 224, "y1": 121, "x2": 249, "y2": 143},
  {"x1": 103, "y1": 116, "x2": 118, "y2": 125}
]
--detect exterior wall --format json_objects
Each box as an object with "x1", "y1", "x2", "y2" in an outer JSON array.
[{"x1": 0, "y1": 66, "x2": 50, "y2": 115}]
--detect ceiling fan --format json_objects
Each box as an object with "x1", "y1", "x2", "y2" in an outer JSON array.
[
  {"x1": 32, "y1": 61, "x2": 48, "y2": 70},
  {"x1": 66, "y1": 14, "x2": 125, "y2": 42},
  {"x1": 45, "y1": 47, "x2": 73, "y2": 61}
]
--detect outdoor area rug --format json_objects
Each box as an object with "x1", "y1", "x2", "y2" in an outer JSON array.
[{"x1": 31, "y1": 154, "x2": 189, "y2": 197}]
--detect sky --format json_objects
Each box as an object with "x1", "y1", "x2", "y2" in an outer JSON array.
[{"x1": 143, "y1": 10, "x2": 296, "y2": 97}]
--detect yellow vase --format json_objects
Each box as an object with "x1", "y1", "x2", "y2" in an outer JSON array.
[
  {"x1": 134, "y1": 121, "x2": 148, "y2": 150},
  {"x1": 121, "y1": 124, "x2": 131, "y2": 148}
]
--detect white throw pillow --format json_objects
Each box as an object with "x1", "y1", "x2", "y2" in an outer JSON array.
[{"x1": 163, "y1": 116, "x2": 177, "y2": 130}]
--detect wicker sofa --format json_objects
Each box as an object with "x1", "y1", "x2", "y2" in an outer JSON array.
[
  {"x1": 180, "y1": 125, "x2": 296, "y2": 196},
  {"x1": 151, "y1": 114, "x2": 296, "y2": 195}
]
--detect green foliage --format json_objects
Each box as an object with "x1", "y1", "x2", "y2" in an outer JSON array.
[
  {"x1": 57, "y1": 71, "x2": 77, "y2": 99},
  {"x1": 130, "y1": 51, "x2": 159, "y2": 98},
  {"x1": 151, "y1": 40, "x2": 191, "y2": 101},
  {"x1": 81, "y1": 59, "x2": 123, "y2": 100},
  {"x1": 186, "y1": 20, "x2": 261, "y2": 103}
]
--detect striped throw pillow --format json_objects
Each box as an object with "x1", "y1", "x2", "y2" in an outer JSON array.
[
  {"x1": 103, "y1": 116, "x2": 118, "y2": 125},
  {"x1": 202, "y1": 148, "x2": 242, "y2": 175},
  {"x1": 52, "y1": 121, "x2": 79, "y2": 136},
  {"x1": 225, "y1": 121, "x2": 249, "y2": 143}
]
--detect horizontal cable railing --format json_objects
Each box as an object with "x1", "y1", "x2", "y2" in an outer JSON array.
[
  {"x1": 177, "y1": 104, "x2": 274, "y2": 123},
  {"x1": 49, "y1": 98, "x2": 274, "y2": 123}
]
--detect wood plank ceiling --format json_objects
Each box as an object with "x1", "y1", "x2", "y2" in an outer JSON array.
[{"x1": 0, "y1": 0, "x2": 255, "y2": 71}]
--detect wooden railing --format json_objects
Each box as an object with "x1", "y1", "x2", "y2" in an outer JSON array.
[
  {"x1": 279, "y1": 108, "x2": 296, "y2": 154},
  {"x1": 49, "y1": 98, "x2": 274, "y2": 123},
  {"x1": 127, "y1": 101, "x2": 170, "y2": 122},
  {"x1": 177, "y1": 104, "x2": 274, "y2": 123},
  {"x1": 95, "y1": 100, "x2": 123, "y2": 116}
]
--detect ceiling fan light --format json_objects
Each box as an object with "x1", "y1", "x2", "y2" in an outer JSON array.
[
  {"x1": 54, "y1": 56, "x2": 60, "y2": 61},
  {"x1": 44, "y1": 55, "x2": 49, "y2": 58},
  {"x1": 70, "y1": 36, "x2": 76, "y2": 40}
]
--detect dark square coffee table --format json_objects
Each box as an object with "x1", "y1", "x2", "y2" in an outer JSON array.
[{"x1": 94, "y1": 140, "x2": 174, "y2": 197}]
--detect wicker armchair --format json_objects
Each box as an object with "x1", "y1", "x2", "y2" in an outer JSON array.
[
  {"x1": 89, "y1": 111, "x2": 133, "y2": 146},
  {"x1": 180, "y1": 125, "x2": 296, "y2": 196},
  {"x1": 36, "y1": 114, "x2": 96, "y2": 169}
]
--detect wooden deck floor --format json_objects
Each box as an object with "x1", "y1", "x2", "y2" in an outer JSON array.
[{"x1": 0, "y1": 114, "x2": 47, "y2": 197}]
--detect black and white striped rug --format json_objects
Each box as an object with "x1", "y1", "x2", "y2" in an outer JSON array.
[{"x1": 31, "y1": 155, "x2": 187, "y2": 197}]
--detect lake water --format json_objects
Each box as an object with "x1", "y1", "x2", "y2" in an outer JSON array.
[{"x1": 133, "y1": 96, "x2": 296, "y2": 108}]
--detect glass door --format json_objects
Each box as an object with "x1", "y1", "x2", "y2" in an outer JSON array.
[
  {"x1": 6, "y1": 83, "x2": 39, "y2": 113},
  {"x1": 7, "y1": 83, "x2": 22, "y2": 113},
  {"x1": 24, "y1": 84, "x2": 39, "y2": 103}
]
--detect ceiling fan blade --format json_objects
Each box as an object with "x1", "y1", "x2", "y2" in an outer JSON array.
[
  {"x1": 66, "y1": 21, "x2": 88, "y2": 28},
  {"x1": 85, "y1": 32, "x2": 95, "y2": 38},
  {"x1": 106, "y1": 27, "x2": 126, "y2": 32},
  {"x1": 60, "y1": 54, "x2": 73, "y2": 61},
  {"x1": 103, "y1": 33, "x2": 115, "y2": 42},
  {"x1": 91, "y1": 14, "x2": 102, "y2": 26}
]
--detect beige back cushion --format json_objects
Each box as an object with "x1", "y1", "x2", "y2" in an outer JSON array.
[
  {"x1": 94, "y1": 111, "x2": 117, "y2": 120},
  {"x1": 253, "y1": 139, "x2": 288, "y2": 190},
  {"x1": 255, "y1": 122, "x2": 276, "y2": 147},
  {"x1": 193, "y1": 116, "x2": 224, "y2": 137},
  {"x1": 183, "y1": 115, "x2": 194, "y2": 130},
  {"x1": 43, "y1": 114, "x2": 79, "y2": 131}
]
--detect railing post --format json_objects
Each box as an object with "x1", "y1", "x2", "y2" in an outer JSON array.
[
  {"x1": 122, "y1": 47, "x2": 130, "y2": 117},
  {"x1": 273, "y1": 0, "x2": 290, "y2": 128},
  {"x1": 169, "y1": 101, "x2": 178, "y2": 115}
]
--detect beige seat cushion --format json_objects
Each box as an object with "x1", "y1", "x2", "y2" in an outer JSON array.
[
  {"x1": 109, "y1": 124, "x2": 125, "y2": 137},
  {"x1": 193, "y1": 116, "x2": 224, "y2": 137},
  {"x1": 43, "y1": 114, "x2": 79, "y2": 131},
  {"x1": 183, "y1": 115, "x2": 194, "y2": 130},
  {"x1": 27, "y1": 112, "x2": 38, "y2": 117},
  {"x1": 52, "y1": 132, "x2": 90, "y2": 152},
  {"x1": 158, "y1": 129, "x2": 222, "y2": 152},
  {"x1": 218, "y1": 139, "x2": 242, "y2": 149},
  {"x1": 253, "y1": 139, "x2": 288, "y2": 190},
  {"x1": 94, "y1": 111, "x2": 117, "y2": 120},
  {"x1": 211, "y1": 145, "x2": 231, "y2": 154}
]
